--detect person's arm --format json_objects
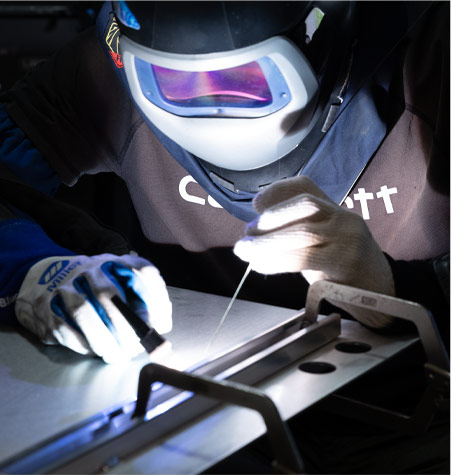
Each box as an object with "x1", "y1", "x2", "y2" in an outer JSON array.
[
  {"x1": 0, "y1": 211, "x2": 172, "y2": 363},
  {"x1": 0, "y1": 216, "x2": 76, "y2": 326},
  {"x1": 0, "y1": 131, "x2": 171, "y2": 364},
  {"x1": 233, "y1": 176, "x2": 449, "y2": 343}
]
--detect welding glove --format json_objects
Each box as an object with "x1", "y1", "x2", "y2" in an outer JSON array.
[
  {"x1": 234, "y1": 176, "x2": 395, "y2": 329},
  {"x1": 15, "y1": 253, "x2": 172, "y2": 363}
]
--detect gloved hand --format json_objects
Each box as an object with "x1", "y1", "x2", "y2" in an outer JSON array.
[
  {"x1": 15, "y1": 253, "x2": 172, "y2": 363},
  {"x1": 234, "y1": 176, "x2": 395, "y2": 328}
]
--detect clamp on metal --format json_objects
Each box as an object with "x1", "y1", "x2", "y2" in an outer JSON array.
[
  {"x1": 133, "y1": 364, "x2": 304, "y2": 474},
  {"x1": 303, "y1": 280, "x2": 450, "y2": 435}
]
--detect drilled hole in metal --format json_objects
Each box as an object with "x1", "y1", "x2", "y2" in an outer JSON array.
[
  {"x1": 298, "y1": 361, "x2": 336, "y2": 374},
  {"x1": 335, "y1": 341, "x2": 372, "y2": 353}
]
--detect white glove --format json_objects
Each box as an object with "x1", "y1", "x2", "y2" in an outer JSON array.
[
  {"x1": 234, "y1": 176, "x2": 395, "y2": 328},
  {"x1": 15, "y1": 253, "x2": 172, "y2": 363}
]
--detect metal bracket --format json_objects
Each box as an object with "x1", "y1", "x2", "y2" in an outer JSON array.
[
  {"x1": 304, "y1": 280, "x2": 450, "y2": 434},
  {"x1": 133, "y1": 363, "x2": 304, "y2": 474},
  {"x1": 305, "y1": 280, "x2": 449, "y2": 370}
]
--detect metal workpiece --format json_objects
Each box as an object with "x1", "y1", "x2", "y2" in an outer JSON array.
[
  {"x1": 1, "y1": 311, "x2": 339, "y2": 474},
  {"x1": 108, "y1": 320, "x2": 418, "y2": 475},
  {"x1": 0, "y1": 287, "x2": 297, "y2": 465},
  {"x1": 0, "y1": 286, "x2": 429, "y2": 474}
]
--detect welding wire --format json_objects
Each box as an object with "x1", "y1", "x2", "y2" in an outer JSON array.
[{"x1": 205, "y1": 264, "x2": 252, "y2": 355}]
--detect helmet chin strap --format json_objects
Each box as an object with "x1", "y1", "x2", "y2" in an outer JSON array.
[{"x1": 198, "y1": 143, "x2": 311, "y2": 194}]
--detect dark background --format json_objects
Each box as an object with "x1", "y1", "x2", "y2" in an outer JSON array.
[{"x1": 0, "y1": 2, "x2": 155, "y2": 257}]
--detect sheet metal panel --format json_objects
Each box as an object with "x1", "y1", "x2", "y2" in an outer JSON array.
[
  {"x1": 0, "y1": 287, "x2": 297, "y2": 463},
  {"x1": 0, "y1": 286, "x2": 419, "y2": 473},
  {"x1": 110, "y1": 320, "x2": 418, "y2": 474}
]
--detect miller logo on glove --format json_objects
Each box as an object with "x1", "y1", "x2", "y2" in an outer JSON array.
[
  {"x1": 15, "y1": 253, "x2": 172, "y2": 363},
  {"x1": 234, "y1": 176, "x2": 395, "y2": 329}
]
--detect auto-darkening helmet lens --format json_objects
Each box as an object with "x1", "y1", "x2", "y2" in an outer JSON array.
[
  {"x1": 135, "y1": 56, "x2": 291, "y2": 118},
  {"x1": 152, "y1": 61, "x2": 272, "y2": 107}
]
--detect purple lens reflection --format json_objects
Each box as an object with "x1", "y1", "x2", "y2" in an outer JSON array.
[{"x1": 152, "y1": 61, "x2": 272, "y2": 107}]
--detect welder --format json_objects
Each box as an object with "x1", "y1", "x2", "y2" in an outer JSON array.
[{"x1": 0, "y1": 2, "x2": 449, "y2": 471}]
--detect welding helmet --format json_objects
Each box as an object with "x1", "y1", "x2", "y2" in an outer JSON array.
[{"x1": 114, "y1": 1, "x2": 356, "y2": 192}]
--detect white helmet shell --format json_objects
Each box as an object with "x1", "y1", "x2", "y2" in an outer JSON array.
[{"x1": 121, "y1": 36, "x2": 319, "y2": 171}]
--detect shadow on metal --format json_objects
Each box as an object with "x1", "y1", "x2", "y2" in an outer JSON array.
[{"x1": 304, "y1": 280, "x2": 450, "y2": 435}]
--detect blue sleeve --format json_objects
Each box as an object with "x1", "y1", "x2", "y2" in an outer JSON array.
[
  {"x1": 0, "y1": 219, "x2": 75, "y2": 326},
  {"x1": 0, "y1": 104, "x2": 60, "y2": 196}
]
